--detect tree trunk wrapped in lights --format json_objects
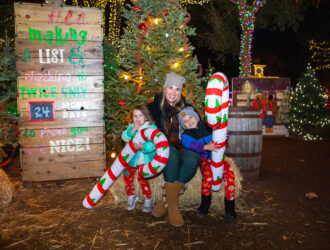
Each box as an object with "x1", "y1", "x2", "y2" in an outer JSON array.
[{"x1": 236, "y1": 0, "x2": 266, "y2": 77}]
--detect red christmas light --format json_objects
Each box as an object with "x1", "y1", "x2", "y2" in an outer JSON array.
[
  {"x1": 134, "y1": 6, "x2": 140, "y2": 11},
  {"x1": 119, "y1": 100, "x2": 126, "y2": 106},
  {"x1": 163, "y1": 9, "x2": 168, "y2": 15}
]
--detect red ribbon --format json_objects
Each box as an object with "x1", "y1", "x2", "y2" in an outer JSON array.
[
  {"x1": 0, "y1": 102, "x2": 19, "y2": 168},
  {"x1": 136, "y1": 14, "x2": 150, "y2": 94},
  {"x1": 0, "y1": 146, "x2": 17, "y2": 168}
]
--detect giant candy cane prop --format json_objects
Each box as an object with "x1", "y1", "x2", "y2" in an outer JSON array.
[
  {"x1": 83, "y1": 127, "x2": 169, "y2": 209},
  {"x1": 205, "y1": 72, "x2": 229, "y2": 191}
]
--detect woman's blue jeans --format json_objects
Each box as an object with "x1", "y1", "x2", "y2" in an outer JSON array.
[{"x1": 163, "y1": 146, "x2": 200, "y2": 184}]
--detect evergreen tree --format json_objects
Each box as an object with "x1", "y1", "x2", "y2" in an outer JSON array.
[
  {"x1": 0, "y1": 36, "x2": 18, "y2": 162},
  {"x1": 103, "y1": 38, "x2": 122, "y2": 152},
  {"x1": 0, "y1": 39, "x2": 17, "y2": 112},
  {"x1": 105, "y1": 0, "x2": 204, "y2": 152},
  {"x1": 288, "y1": 63, "x2": 328, "y2": 140},
  {"x1": 277, "y1": 87, "x2": 290, "y2": 125}
]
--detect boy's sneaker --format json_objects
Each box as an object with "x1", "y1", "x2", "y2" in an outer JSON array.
[
  {"x1": 126, "y1": 195, "x2": 138, "y2": 211},
  {"x1": 142, "y1": 198, "x2": 153, "y2": 213}
]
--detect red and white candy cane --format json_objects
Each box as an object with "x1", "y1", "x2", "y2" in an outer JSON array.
[
  {"x1": 205, "y1": 72, "x2": 229, "y2": 191},
  {"x1": 83, "y1": 127, "x2": 169, "y2": 209}
]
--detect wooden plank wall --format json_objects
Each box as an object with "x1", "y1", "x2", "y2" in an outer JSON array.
[{"x1": 14, "y1": 3, "x2": 106, "y2": 181}]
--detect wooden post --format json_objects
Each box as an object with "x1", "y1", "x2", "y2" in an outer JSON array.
[{"x1": 45, "y1": 0, "x2": 63, "y2": 6}]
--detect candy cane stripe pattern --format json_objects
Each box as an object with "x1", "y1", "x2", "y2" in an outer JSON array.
[
  {"x1": 205, "y1": 72, "x2": 229, "y2": 191},
  {"x1": 83, "y1": 127, "x2": 169, "y2": 209}
]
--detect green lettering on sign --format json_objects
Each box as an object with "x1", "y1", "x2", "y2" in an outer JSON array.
[
  {"x1": 28, "y1": 27, "x2": 41, "y2": 43},
  {"x1": 28, "y1": 26, "x2": 88, "y2": 46}
]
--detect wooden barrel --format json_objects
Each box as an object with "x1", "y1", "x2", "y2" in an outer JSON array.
[{"x1": 225, "y1": 107, "x2": 262, "y2": 178}]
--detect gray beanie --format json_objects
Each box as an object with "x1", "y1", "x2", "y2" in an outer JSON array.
[
  {"x1": 163, "y1": 72, "x2": 186, "y2": 90},
  {"x1": 178, "y1": 106, "x2": 200, "y2": 129}
]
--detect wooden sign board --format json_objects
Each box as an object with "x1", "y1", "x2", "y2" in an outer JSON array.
[{"x1": 14, "y1": 3, "x2": 106, "y2": 182}]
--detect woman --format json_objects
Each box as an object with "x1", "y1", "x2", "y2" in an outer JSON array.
[{"x1": 147, "y1": 72, "x2": 200, "y2": 227}]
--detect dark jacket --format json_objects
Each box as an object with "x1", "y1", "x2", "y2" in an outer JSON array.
[
  {"x1": 147, "y1": 92, "x2": 188, "y2": 149},
  {"x1": 181, "y1": 120, "x2": 212, "y2": 159}
]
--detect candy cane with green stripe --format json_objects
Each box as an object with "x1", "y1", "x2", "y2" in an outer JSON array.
[
  {"x1": 205, "y1": 72, "x2": 229, "y2": 191},
  {"x1": 83, "y1": 127, "x2": 169, "y2": 209}
]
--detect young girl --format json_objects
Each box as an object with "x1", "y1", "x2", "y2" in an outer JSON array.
[
  {"x1": 178, "y1": 106, "x2": 237, "y2": 221},
  {"x1": 121, "y1": 105, "x2": 157, "y2": 212}
]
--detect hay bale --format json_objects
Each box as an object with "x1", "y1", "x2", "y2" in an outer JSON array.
[
  {"x1": 0, "y1": 169, "x2": 13, "y2": 211},
  {"x1": 107, "y1": 157, "x2": 243, "y2": 211}
]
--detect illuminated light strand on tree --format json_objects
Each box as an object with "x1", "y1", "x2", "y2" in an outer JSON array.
[
  {"x1": 71, "y1": 0, "x2": 124, "y2": 46},
  {"x1": 179, "y1": 0, "x2": 209, "y2": 5},
  {"x1": 237, "y1": 0, "x2": 266, "y2": 78},
  {"x1": 0, "y1": 15, "x2": 13, "y2": 25},
  {"x1": 309, "y1": 39, "x2": 330, "y2": 71}
]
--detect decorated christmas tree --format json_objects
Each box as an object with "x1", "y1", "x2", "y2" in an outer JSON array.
[
  {"x1": 288, "y1": 63, "x2": 328, "y2": 140},
  {"x1": 105, "y1": 0, "x2": 204, "y2": 152},
  {"x1": 277, "y1": 87, "x2": 290, "y2": 125}
]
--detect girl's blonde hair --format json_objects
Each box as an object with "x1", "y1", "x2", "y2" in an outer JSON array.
[
  {"x1": 130, "y1": 105, "x2": 154, "y2": 123},
  {"x1": 160, "y1": 87, "x2": 185, "y2": 110}
]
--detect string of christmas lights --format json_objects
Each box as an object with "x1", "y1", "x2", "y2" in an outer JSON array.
[
  {"x1": 71, "y1": 0, "x2": 124, "y2": 46},
  {"x1": 179, "y1": 0, "x2": 209, "y2": 5},
  {"x1": 237, "y1": 0, "x2": 266, "y2": 78},
  {"x1": 309, "y1": 39, "x2": 330, "y2": 71},
  {"x1": 0, "y1": 15, "x2": 14, "y2": 26},
  {"x1": 0, "y1": 14, "x2": 15, "y2": 46}
]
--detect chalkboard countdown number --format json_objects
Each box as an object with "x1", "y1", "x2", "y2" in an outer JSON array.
[{"x1": 28, "y1": 101, "x2": 55, "y2": 122}]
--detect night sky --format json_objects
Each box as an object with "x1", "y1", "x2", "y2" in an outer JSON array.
[
  {"x1": 253, "y1": 1, "x2": 329, "y2": 86},
  {"x1": 188, "y1": 1, "x2": 330, "y2": 88}
]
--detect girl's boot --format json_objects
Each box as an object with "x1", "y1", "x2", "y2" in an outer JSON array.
[{"x1": 152, "y1": 182, "x2": 166, "y2": 218}]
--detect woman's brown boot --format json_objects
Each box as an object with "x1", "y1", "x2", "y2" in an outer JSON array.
[
  {"x1": 152, "y1": 182, "x2": 166, "y2": 218},
  {"x1": 152, "y1": 200, "x2": 166, "y2": 218},
  {"x1": 165, "y1": 182, "x2": 184, "y2": 227}
]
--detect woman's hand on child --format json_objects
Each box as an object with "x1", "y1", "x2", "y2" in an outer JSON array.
[
  {"x1": 133, "y1": 142, "x2": 144, "y2": 151},
  {"x1": 204, "y1": 141, "x2": 219, "y2": 152}
]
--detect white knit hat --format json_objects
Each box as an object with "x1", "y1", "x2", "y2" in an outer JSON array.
[{"x1": 163, "y1": 72, "x2": 186, "y2": 90}]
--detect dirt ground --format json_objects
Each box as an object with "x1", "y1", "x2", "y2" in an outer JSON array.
[{"x1": 0, "y1": 136, "x2": 329, "y2": 249}]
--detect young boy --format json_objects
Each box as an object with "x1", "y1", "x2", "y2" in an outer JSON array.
[{"x1": 178, "y1": 106, "x2": 237, "y2": 221}]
